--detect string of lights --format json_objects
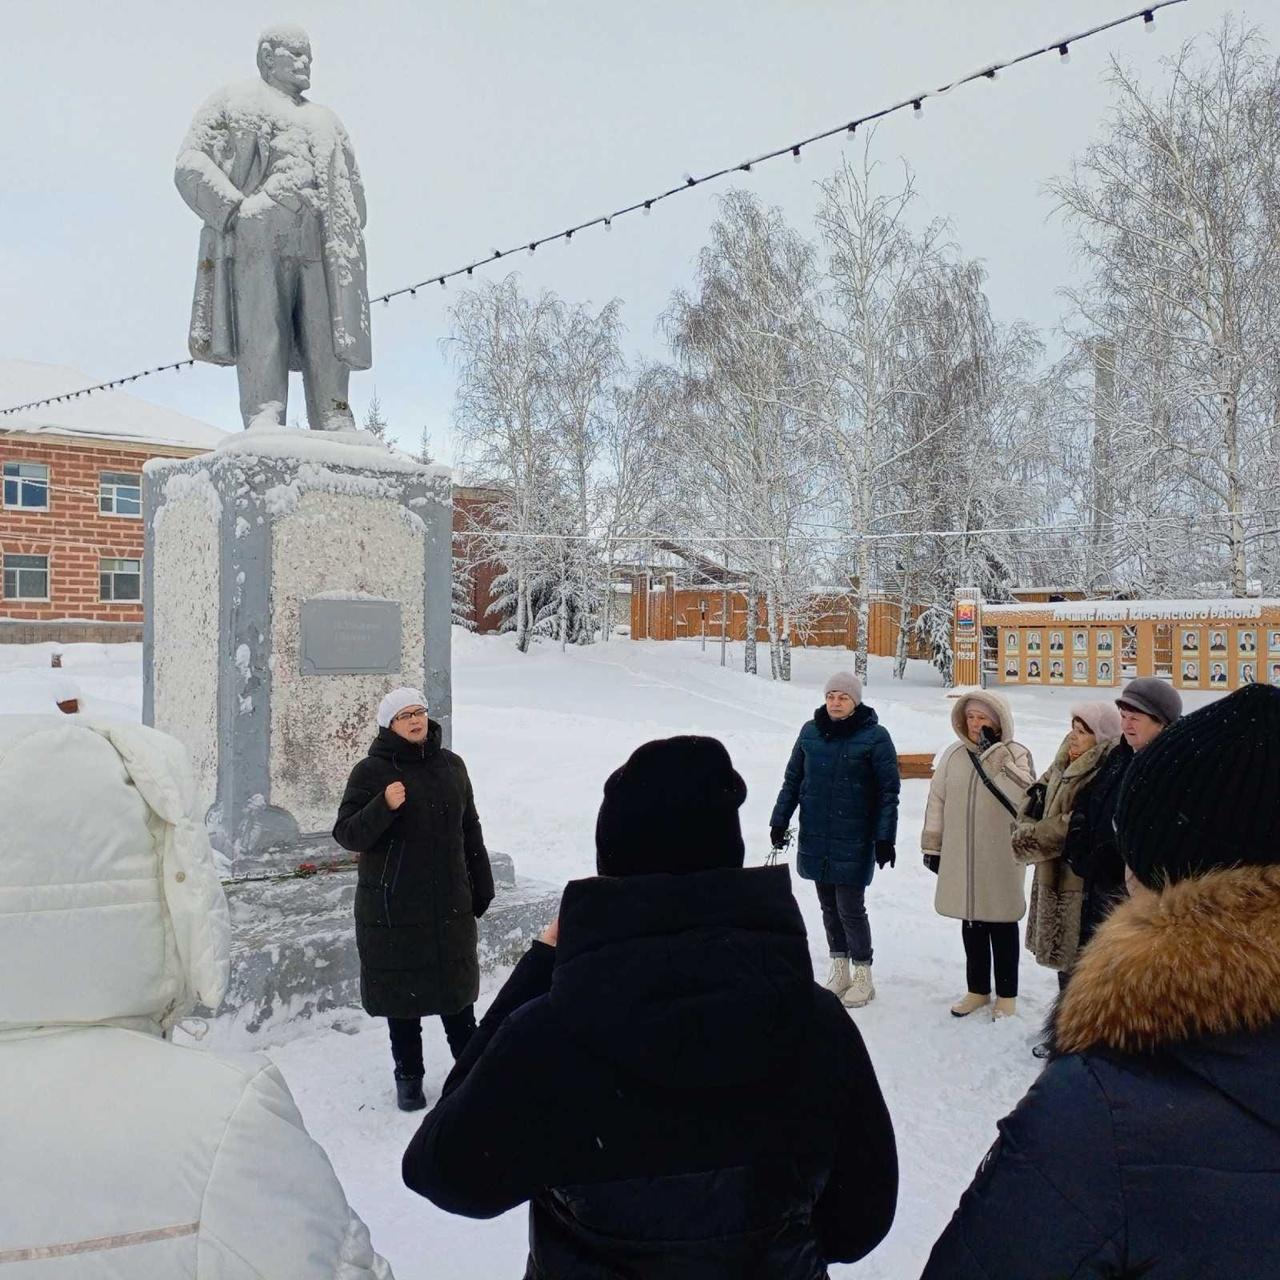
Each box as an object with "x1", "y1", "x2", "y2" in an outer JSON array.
[{"x1": 0, "y1": 1, "x2": 1186, "y2": 419}]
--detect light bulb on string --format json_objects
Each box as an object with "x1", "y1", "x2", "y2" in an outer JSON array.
[
  {"x1": 438, "y1": 276, "x2": 447, "y2": 289},
  {"x1": 912, "y1": 99, "x2": 923, "y2": 118},
  {"x1": 845, "y1": 122, "x2": 857, "y2": 143},
  {"x1": 791, "y1": 146, "x2": 802, "y2": 164},
  {"x1": 1143, "y1": 10, "x2": 1155, "y2": 32},
  {"x1": 1058, "y1": 43, "x2": 1070, "y2": 63},
  {"x1": 643, "y1": 201, "x2": 653, "y2": 216}
]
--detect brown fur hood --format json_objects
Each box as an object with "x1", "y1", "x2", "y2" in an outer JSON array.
[{"x1": 1054, "y1": 865, "x2": 1280, "y2": 1057}]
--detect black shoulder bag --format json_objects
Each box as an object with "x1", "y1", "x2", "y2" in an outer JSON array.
[{"x1": 967, "y1": 748, "x2": 1019, "y2": 819}]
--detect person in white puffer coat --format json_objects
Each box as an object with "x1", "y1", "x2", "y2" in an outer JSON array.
[{"x1": 0, "y1": 716, "x2": 392, "y2": 1278}]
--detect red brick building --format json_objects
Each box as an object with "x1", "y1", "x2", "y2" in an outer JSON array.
[{"x1": 1, "y1": 360, "x2": 226, "y2": 642}]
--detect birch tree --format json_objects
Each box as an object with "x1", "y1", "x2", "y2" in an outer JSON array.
[
  {"x1": 1051, "y1": 20, "x2": 1280, "y2": 595},
  {"x1": 663, "y1": 190, "x2": 822, "y2": 680}
]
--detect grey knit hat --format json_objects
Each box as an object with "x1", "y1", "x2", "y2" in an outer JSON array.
[
  {"x1": 823, "y1": 671, "x2": 863, "y2": 703},
  {"x1": 1115, "y1": 677, "x2": 1182, "y2": 726}
]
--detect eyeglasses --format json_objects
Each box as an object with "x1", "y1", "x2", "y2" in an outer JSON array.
[{"x1": 394, "y1": 709, "x2": 428, "y2": 722}]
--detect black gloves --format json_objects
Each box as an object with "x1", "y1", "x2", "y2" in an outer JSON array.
[
  {"x1": 472, "y1": 892, "x2": 494, "y2": 919},
  {"x1": 923, "y1": 853, "x2": 940, "y2": 875},
  {"x1": 977, "y1": 725, "x2": 1000, "y2": 752},
  {"x1": 875, "y1": 841, "x2": 896, "y2": 869},
  {"x1": 770, "y1": 826, "x2": 789, "y2": 850}
]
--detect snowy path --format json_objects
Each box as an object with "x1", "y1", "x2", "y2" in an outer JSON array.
[{"x1": 0, "y1": 635, "x2": 1223, "y2": 1277}]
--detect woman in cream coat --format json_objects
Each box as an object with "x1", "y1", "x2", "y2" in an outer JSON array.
[
  {"x1": 0, "y1": 716, "x2": 392, "y2": 1277},
  {"x1": 921, "y1": 691, "x2": 1034, "y2": 1020}
]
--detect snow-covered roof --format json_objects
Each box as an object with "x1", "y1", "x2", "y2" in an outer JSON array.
[{"x1": 0, "y1": 359, "x2": 227, "y2": 451}]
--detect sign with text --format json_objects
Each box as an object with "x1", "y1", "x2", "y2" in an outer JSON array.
[{"x1": 301, "y1": 598, "x2": 402, "y2": 676}]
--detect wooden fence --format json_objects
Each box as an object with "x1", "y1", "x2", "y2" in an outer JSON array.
[{"x1": 630, "y1": 577, "x2": 926, "y2": 658}]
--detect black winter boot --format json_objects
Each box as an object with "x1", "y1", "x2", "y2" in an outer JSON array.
[{"x1": 395, "y1": 1071, "x2": 426, "y2": 1111}]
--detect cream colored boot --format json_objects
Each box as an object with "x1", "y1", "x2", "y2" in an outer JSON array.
[
  {"x1": 841, "y1": 963, "x2": 876, "y2": 1009},
  {"x1": 823, "y1": 956, "x2": 852, "y2": 997},
  {"x1": 992, "y1": 997, "x2": 1018, "y2": 1020},
  {"x1": 950, "y1": 992, "x2": 992, "y2": 1018}
]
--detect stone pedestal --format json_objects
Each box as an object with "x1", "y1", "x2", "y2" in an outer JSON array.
[
  {"x1": 143, "y1": 426, "x2": 558, "y2": 1029},
  {"x1": 143, "y1": 426, "x2": 452, "y2": 870}
]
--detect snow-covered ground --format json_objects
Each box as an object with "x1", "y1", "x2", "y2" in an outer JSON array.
[{"x1": 0, "y1": 635, "x2": 1226, "y2": 1277}]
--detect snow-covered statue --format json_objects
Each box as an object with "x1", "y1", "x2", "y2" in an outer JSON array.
[{"x1": 175, "y1": 25, "x2": 371, "y2": 431}]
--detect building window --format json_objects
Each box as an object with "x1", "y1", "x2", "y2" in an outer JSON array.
[
  {"x1": 99, "y1": 557, "x2": 142, "y2": 602},
  {"x1": 3, "y1": 461, "x2": 50, "y2": 509},
  {"x1": 3, "y1": 553, "x2": 50, "y2": 600},
  {"x1": 99, "y1": 472, "x2": 142, "y2": 517}
]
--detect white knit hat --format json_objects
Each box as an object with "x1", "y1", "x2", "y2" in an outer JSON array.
[{"x1": 377, "y1": 687, "x2": 427, "y2": 729}]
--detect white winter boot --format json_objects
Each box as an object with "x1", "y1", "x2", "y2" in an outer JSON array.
[
  {"x1": 842, "y1": 963, "x2": 876, "y2": 1009},
  {"x1": 824, "y1": 956, "x2": 852, "y2": 997},
  {"x1": 950, "y1": 992, "x2": 992, "y2": 1018}
]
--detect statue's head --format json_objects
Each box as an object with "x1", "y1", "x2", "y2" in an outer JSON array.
[{"x1": 257, "y1": 24, "x2": 312, "y2": 94}]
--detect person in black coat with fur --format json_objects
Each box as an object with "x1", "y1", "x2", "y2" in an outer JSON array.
[
  {"x1": 334, "y1": 686, "x2": 494, "y2": 1110},
  {"x1": 922, "y1": 684, "x2": 1280, "y2": 1280},
  {"x1": 402, "y1": 735, "x2": 898, "y2": 1280}
]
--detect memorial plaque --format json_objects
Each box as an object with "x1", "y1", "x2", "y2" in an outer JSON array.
[{"x1": 300, "y1": 599, "x2": 402, "y2": 675}]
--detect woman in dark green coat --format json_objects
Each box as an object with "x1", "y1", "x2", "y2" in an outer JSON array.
[
  {"x1": 771, "y1": 672, "x2": 900, "y2": 1010},
  {"x1": 334, "y1": 687, "x2": 494, "y2": 1111}
]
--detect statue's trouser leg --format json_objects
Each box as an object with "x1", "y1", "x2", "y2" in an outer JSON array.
[
  {"x1": 296, "y1": 256, "x2": 353, "y2": 431},
  {"x1": 232, "y1": 233, "x2": 297, "y2": 429}
]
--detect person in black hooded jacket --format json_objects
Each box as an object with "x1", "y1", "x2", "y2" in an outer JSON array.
[
  {"x1": 402, "y1": 735, "x2": 898, "y2": 1280},
  {"x1": 922, "y1": 684, "x2": 1280, "y2": 1280},
  {"x1": 333, "y1": 686, "x2": 494, "y2": 1111}
]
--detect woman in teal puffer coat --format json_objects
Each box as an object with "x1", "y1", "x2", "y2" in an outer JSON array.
[{"x1": 771, "y1": 672, "x2": 900, "y2": 1009}]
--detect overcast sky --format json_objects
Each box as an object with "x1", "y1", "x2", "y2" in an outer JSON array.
[{"x1": 3, "y1": 0, "x2": 1271, "y2": 462}]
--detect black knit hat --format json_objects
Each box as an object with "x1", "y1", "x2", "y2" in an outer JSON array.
[
  {"x1": 1117, "y1": 683, "x2": 1280, "y2": 888},
  {"x1": 595, "y1": 736, "x2": 747, "y2": 877}
]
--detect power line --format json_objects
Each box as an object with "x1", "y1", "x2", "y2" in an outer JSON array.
[{"x1": 0, "y1": 1, "x2": 1186, "y2": 419}]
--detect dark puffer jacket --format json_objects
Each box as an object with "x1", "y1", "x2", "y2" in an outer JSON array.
[
  {"x1": 922, "y1": 865, "x2": 1280, "y2": 1279},
  {"x1": 333, "y1": 721, "x2": 494, "y2": 1018},
  {"x1": 1063, "y1": 736, "x2": 1132, "y2": 945},
  {"x1": 402, "y1": 865, "x2": 898, "y2": 1279},
  {"x1": 771, "y1": 705, "x2": 900, "y2": 886}
]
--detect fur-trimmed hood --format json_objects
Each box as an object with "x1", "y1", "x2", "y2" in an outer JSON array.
[{"x1": 1052, "y1": 866, "x2": 1280, "y2": 1127}]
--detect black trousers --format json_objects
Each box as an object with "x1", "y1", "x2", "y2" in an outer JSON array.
[
  {"x1": 815, "y1": 882, "x2": 873, "y2": 964},
  {"x1": 387, "y1": 1007, "x2": 477, "y2": 1078},
  {"x1": 962, "y1": 920, "x2": 1020, "y2": 998}
]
